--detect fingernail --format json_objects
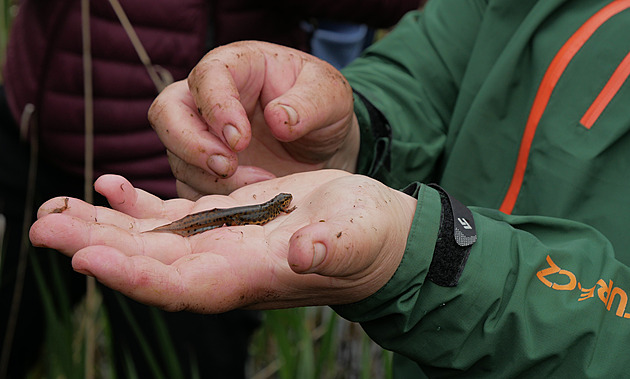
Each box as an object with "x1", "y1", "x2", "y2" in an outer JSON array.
[
  {"x1": 278, "y1": 104, "x2": 299, "y2": 126},
  {"x1": 312, "y1": 242, "x2": 327, "y2": 269},
  {"x1": 207, "y1": 154, "x2": 231, "y2": 177},
  {"x1": 75, "y1": 268, "x2": 95, "y2": 277},
  {"x1": 223, "y1": 124, "x2": 241, "y2": 150},
  {"x1": 72, "y1": 257, "x2": 95, "y2": 277}
]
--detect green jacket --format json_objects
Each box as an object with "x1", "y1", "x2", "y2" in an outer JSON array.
[{"x1": 336, "y1": 0, "x2": 630, "y2": 376}]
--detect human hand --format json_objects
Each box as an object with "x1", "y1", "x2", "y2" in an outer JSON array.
[
  {"x1": 29, "y1": 170, "x2": 416, "y2": 313},
  {"x1": 148, "y1": 41, "x2": 360, "y2": 199}
]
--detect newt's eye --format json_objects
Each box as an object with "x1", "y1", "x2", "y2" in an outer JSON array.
[{"x1": 276, "y1": 193, "x2": 292, "y2": 204}]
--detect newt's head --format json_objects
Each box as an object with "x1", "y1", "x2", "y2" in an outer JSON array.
[{"x1": 275, "y1": 193, "x2": 293, "y2": 210}]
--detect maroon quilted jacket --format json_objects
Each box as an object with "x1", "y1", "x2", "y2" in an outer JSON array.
[{"x1": 3, "y1": 0, "x2": 421, "y2": 198}]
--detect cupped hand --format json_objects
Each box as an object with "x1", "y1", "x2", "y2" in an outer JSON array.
[
  {"x1": 148, "y1": 41, "x2": 360, "y2": 199},
  {"x1": 29, "y1": 170, "x2": 416, "y2": 313}
]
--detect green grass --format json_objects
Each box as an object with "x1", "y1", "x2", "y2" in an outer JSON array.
[
  {"x1": 0, "y1": 0, "x2": 16, "y2": 83},
  {"x1": 248, "y1": 307, "x2": 392, "y2": 379}
]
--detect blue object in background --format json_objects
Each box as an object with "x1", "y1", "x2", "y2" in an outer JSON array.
[{"x1": 309, "y1": 19, "x2": 374, "y2": 69}]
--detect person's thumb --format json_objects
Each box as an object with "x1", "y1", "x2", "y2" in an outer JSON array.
[
  {"x1": 263, "y1": 56, "x2": 354, "y2": 148},
  {"x1": 287, "y1": 220, "x2": 375, "y2": 278}
]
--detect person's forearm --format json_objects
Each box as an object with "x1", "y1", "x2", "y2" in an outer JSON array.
[{"x1": 335, "y1": 185, "x2": 630, "y2": 376}]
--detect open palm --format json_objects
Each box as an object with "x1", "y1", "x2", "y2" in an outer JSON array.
[{"x1": 30, "y1": 170, "x2": 416, "y2": 313}]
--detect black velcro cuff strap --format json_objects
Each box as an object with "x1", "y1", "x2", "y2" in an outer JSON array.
[{"x1": 427, "y1": 184, "x2": 477, "y2": 287}]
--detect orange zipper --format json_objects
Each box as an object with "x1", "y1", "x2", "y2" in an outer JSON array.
[
  {"x1": 499, "y1": 0, "x2": 630, "y2": 214},
  {"x1": 580, "y1": 51, "x2": 630, "y2": 129}
]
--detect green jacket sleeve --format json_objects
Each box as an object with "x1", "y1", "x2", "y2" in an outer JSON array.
[
  {"x1": 334, "y1": 184, "x2": 630, "y2": 377},
  {"x1": 336, "y1": 0, "x2": 630, "y2": 376},
  {"x1": 342, "y1": 0, "x2": 485, "y2": 189}
]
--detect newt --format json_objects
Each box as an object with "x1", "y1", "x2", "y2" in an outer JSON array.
[{"x1": 145, "y1": 193, "x2": 296, "y2": 237}]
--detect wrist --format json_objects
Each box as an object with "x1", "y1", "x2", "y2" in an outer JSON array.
[
  {"x1": 332, "y1": 183, "x2": 441, "y2": 318},
  {"x1": 341, "y1": 184, "x2": 419, "y2": 303},
  {"x1": 370, "y1": 187, "x2": 419, "y2": 293}
]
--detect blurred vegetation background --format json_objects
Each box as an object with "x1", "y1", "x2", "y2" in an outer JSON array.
[
  {"x1": 0, "y1": 0, "x2": 16, "y2": 83},
  {"x1": 0, "y1": 1, "x2": 392, "y2": 378}
]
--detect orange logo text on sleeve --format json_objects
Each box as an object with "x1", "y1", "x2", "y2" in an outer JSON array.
[{"x1": 536, "y1": 255, "x2": 630, "y2": 319}]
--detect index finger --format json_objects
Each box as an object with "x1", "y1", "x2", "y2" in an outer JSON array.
[
  {"x1": 187, "y1": 42, "x2": 267, "y2": 152},
  {"x1": 149, "y1": 80, "x2": 241, "y2": 178}
]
